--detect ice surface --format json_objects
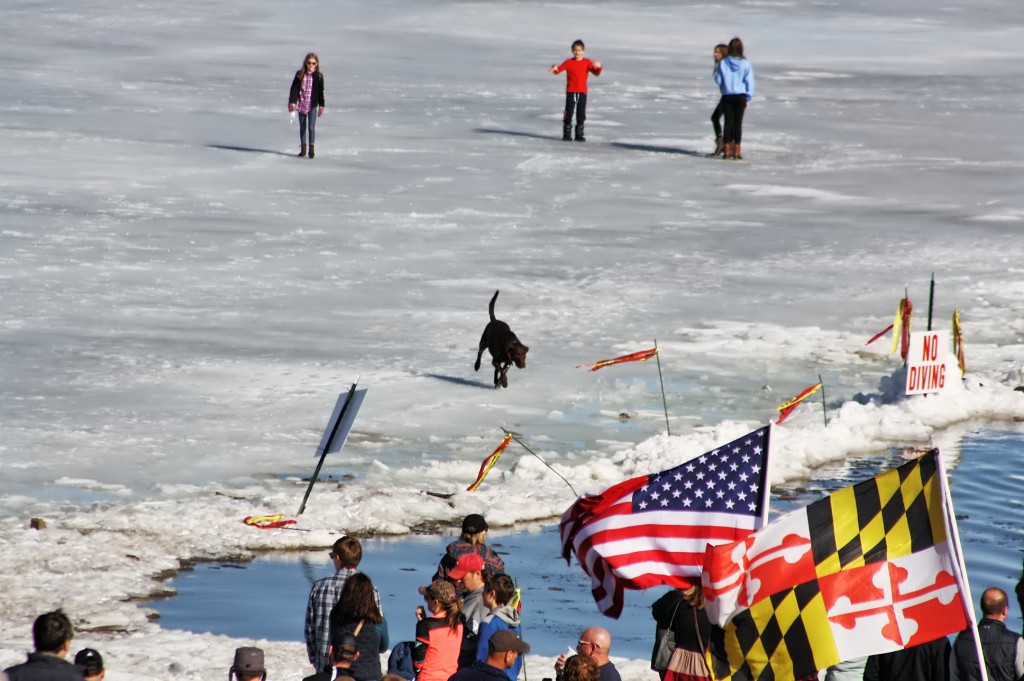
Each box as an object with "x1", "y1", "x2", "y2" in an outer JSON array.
[{"x1": 1, "y1": 0, "x2": 1023, "y2": 679}]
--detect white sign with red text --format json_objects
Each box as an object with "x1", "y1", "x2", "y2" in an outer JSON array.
[{"x1": 905, "y1": 330, "x2": 952, "y2": 395}]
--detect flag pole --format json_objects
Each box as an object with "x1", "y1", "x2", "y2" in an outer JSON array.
[
  {"x1": 760, "y1": 422, "x2": 774, "y2": 526},
  {"x1": 513, "y1": 578, "x2": 528, "y2": 681},
  {"x1": 934, "y1": 448, "x2": 988, "y2": 681},
  {"x1": 927, "y1": 273, "x2": 935, "y2": 331},
  {"x1": 654, "y1": 339, "x2": 671, "y2": 436},
  {"x1": 903, "y1": 287, "x2": 910, "y2": 367},
  {"x1": 818, "y1": 374, "x2": 828, "y2": 428},
  {"x1": 297, "y1": 378, "x2": 359, "y2": 516},
  {"x1": 502, "y1": 428, "x2": 577, "y2": 497}
]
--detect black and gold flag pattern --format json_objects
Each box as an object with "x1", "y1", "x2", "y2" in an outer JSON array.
[
  {"x1": 722, "y1": 581, "x2": 836, "y2": 681},
  {"x1": 806, "y1": 449, "x2": 944, "y2": 576}
]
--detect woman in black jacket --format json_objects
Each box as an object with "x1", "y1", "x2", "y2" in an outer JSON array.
[{"x1": 651, "y1": 585, "x2": 712, "y2": 680}]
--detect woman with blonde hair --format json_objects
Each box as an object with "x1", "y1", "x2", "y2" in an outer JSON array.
[
  {"x1": 287, "y1": 52, "x2": 325, "y2": 158},
  {"x1": 433, "y1": 514, "x2": 505, "y2": 585}
]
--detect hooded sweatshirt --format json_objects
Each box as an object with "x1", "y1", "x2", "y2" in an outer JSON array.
[
  {"x1": 475, "y1": 605, "x2": 523, "y2": 681},
  {"x1": 715, "y1": 56, "x2": 755, "y2": 102}
]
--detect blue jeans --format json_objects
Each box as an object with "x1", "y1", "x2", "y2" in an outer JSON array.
[{"x1": 299, "y1": 111, "x2": 317, "y2": 144}]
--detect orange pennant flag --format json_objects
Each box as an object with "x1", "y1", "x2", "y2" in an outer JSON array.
[
  {"x1": 578, "y1": 348, "x2": 658, "y2": 372},
  {"x1": 775, "y1": 382, "x2": 823, "y2": 425},
  {"x1": 467, "y1": 433, "x2": 513, "y2": 492}
]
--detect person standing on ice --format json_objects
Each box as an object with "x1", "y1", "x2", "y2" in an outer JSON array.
[
  {"x1": 550, "y1": 40, "x2": 602, "y2": 142},
  {"x1": 289, "y1": 52, "x2": 325, "y2": 159},
  {"x1": 714, "y1": 37, "x2": 754, "y2": 160},
  {"x1": 707, "y1": 44, "x2": 729, "y2": 158}
]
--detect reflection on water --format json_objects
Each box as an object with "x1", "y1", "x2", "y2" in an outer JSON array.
[{"x1": 148, "y1": 428, "x2": 1024, "y2": 658}]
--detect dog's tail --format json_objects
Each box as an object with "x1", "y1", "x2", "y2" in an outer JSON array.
[{"x1": 488, "y1": 290, "x2": 499, "y2": 322}]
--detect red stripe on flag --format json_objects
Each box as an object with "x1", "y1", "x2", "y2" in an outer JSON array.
[{"x1": 560, "y1": 426, "x2": 771, "y2": 617}]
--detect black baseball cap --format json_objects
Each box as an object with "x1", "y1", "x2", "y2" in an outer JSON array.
[
  {"x1": 462, "y1": 514, "x2": 488, "y2": 533},
  {"x1": 75, "y1": 649, "x2": 104, "y2": 676}
]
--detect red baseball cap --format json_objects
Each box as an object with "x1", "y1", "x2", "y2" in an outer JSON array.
[{"x1": 448, "y1": 553, "x2": 486, "y2": 579}]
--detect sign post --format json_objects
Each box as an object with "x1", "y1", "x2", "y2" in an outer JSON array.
[{"x1": 297, "y1": 379, "x2": 367, "y2": 515}]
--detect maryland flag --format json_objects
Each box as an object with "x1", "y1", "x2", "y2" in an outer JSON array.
[
  {"x1": 775, "y1": 383, "x2": 822, "y2": 425},
  {"x1": 467, "y1": 433, "x2": 513, "y2": 492},
  {"x1": 702, "y1": 450, "x2": 969, "y2": 681},
  {"x1": 579, "y1": 348, "x2": 658, "y2": 372},
  {"x1": 952, "y1": 309, "x2": 966, "y2": 377}
]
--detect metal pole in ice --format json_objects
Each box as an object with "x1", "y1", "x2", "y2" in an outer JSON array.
[
  {"x1": 298, "y1": 377, "x2": 361, "y2": 516},
  {"x1": 818, "y1": 373, "x2": 828, "y2": 428},
  {"x1": 654, "y1": 339, "x2": 671, "y2": 436}
]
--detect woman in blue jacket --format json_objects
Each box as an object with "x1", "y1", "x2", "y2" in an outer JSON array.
[{"x1": 714, "y1": 38, "x2": 755, "y2": 160}]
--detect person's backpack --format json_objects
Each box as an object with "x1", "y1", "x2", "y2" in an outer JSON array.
[{"x1": 387, "y1": 640, "x2": 416, "y2": 680}]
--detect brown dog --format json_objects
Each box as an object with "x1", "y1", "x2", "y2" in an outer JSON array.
[{"x1": 474, "y1": 290, "x2": 529, "y2": 388}]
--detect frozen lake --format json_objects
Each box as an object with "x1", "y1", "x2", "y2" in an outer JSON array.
[{"x1": 2, "y1": 0, "x2": 1024, "y2": 679}]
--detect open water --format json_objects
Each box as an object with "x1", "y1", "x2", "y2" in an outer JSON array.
[{"x1": 149, "y1": 427, "x2": 1024, "y2": 661}]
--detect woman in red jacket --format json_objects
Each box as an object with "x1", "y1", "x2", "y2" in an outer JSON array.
[{"x1": 413, "y1": 580, "x2": 464, "y2": 681}]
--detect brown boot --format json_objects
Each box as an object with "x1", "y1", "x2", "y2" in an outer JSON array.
[
  {"x1": 308, "y1": 144, "x2": 315, "y2": 159},
  {"x1": 723, "y1": 143, "x2": 733, "y2": 159},
  {"x1": 298, "y1": 144, "x2": 306, "y2": 158},
  {"x1": 709, "y1": 136, "x2": 724, "y2": 158},
  {"x1": 733, "y1": 144, "x2": 742, "y2": 160}
]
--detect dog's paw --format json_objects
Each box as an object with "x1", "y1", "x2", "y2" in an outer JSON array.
[
  {"x1": 474, "y1": 359, "x2": 481, "y2": 371},
  {"x1": 500, "y1": 374, "x2": 508, "y2": 389}
]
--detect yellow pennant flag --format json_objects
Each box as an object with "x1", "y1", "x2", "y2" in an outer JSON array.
[
  {"x1": 952, "y1": 309, "x2": 966, "y2": 377},
  {"x1": 467, "y1": 433, "x2": 513, "y2": 492}
]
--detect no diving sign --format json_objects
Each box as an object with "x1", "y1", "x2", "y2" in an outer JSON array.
[{"x1": 906, "y1": 330, "x2": 952, "y2": 396}]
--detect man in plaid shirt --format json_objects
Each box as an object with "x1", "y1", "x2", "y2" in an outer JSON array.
[{"x1": 304, "y1": 536, "x2": 383, "y2": 673}]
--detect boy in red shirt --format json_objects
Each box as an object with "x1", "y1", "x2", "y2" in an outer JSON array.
[{"x1": 550, "y1": 40, "x2": 602, "y2": 142}]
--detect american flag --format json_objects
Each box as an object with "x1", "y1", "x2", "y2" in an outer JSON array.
[{"x1": 560, "y1": 425, "x2": 772, "y2": 617}]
